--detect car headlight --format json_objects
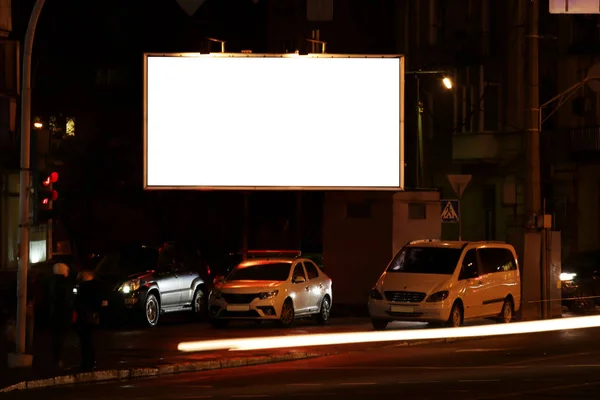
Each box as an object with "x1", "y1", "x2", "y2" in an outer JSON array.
[
  {"x1": 258, "y1": 290, "x2": 279, "y2": 300},
  {"x1": 560, "y1": 272, "x2": 577, "y2": 282},
  {"x1": 119, "y1": 279, "x2": 140, "y2": 294},
  {"x1": 426, "y1": 290, "x2": 450, "y2": 302},
  {"x1": 73, "y1": 286, "x2": 78, "y2": 295}
]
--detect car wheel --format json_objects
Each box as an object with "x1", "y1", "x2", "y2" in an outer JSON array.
[
  {"x1": 316, "y1": 297, "x2": 331, "y2": 325},
  {"x1": 191, "y1": 289, "x2": 206, "y2": 319},
  {"x1": 371, "y1": 319, "x2": 388, "y2": 331},
  {"x1": 145, "y1": 293, "x2": 160, "y2": 327},
  {"x1": 499, "y1": 298, "x2": 513, "y2": 323},
  {"x1": 446, "y1": 302, "x2": 463, "y2": 328},
  {"x1": 277, "y1": 299, "x2": 295, "y2": 327},
  {"x1": 209, "y1": 319, "x2": 229, "y2": 329}
]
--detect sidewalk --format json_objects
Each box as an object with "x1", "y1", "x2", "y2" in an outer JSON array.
[{"x1": 0, "y1": 327, "x2": 327, "y2": 392}]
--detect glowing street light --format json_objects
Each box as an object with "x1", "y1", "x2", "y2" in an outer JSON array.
[
  {"x1": 443, "y1": 77, "x2": 453, "y2": 89},
  {"x1": 406, "y1": 69, "x2": 454, "y2": 188},
  {"x1": 33, "y1": 122, "x2": 43, "y2": 129}
]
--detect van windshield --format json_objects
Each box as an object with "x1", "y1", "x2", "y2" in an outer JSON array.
[{"x1": 386, "y1": 247, "x2": 462, "y2": 275}]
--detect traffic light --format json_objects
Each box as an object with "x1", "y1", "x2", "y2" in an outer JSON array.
[{"x1": 34, "y1": 171, "x2": 59, "y2": 224}]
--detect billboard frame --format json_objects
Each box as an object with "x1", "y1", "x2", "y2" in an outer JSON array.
[{"x1": 142, "y1": 52, "x2": 405, "y2": 191}]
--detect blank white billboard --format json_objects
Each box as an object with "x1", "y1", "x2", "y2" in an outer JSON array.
[
  {"x1": 143, "y1": 53, "x2": 404, "y2": 190},
  {"x1": 549, "y1": 0, "x2": 600, "y2": 13}
]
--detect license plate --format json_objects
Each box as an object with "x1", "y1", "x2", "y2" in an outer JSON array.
[
  {"x1": 101, "y1": 300, "x2": 108, "y2": 307},
  {"x1": 390, "y1": 305, "x2": 413, "y2": 313},
  {"x1": 226, "y1": 305, "x2": 250, "y2": 312}
]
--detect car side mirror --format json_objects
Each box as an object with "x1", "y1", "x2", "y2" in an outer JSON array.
[
  {"x1": 213, "y1": 275, "x2": 225, "y2": 285},
  {"x1": 294, "y1": 276, "x2": 306, "y2": 284}
]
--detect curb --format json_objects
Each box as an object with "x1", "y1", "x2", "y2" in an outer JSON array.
[
  {"x1": 0, "y1": 351, "x2": 326, "y2": 393},
  {"x1": 0, "y1": 335, "x2": 477, "y2": 393}
]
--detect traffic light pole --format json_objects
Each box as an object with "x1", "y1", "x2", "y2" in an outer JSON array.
[{"x1": 10, "y1": 0, "x2": 46, "y2": 368}]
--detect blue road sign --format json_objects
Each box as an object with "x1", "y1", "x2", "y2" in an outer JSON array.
[{"x1": 441, "y1": 200, "x2": 459, "y2": 222}]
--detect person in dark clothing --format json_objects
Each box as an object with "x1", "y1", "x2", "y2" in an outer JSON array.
[
  {"x1": 49, "y1": 263, "x2": 73, "y2": 369},
  {"x1": 74, "y1": 270, "x2": 101, "y2": 371}
]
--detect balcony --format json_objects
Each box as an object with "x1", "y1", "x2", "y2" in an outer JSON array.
[
  {"x1": 568, "y1": 126, "x2": 600, "y2": 162},
  {"x1": 452, "y1": 131, "x2": 523, "y2": 164}
]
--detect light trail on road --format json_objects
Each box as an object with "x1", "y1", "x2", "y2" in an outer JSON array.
[{"x1": 178, "y1": 315, "x2": 600, "y2": 352}]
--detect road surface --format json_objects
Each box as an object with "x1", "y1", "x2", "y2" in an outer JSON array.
[{"x1": 5, "y1": 323, "x2": 600, "y2": 399}]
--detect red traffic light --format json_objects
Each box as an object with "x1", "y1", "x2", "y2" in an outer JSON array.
[{"x1": 42, "y1": 171, "x2": 59, "y2": 187}]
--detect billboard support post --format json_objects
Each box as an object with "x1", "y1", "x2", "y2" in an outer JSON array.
[{"x1": 242, "y1": 192, "x2": 249, "y2": 261}]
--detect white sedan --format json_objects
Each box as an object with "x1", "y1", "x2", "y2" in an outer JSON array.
[{"x1": 208, "y1": 256, "x2": 332, "y2": 327}]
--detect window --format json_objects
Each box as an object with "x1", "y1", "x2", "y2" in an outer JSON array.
[
  {"x1": 303, "y1": 261, "x2": 319, "y2": 280},
  {"x1": 346, "y1": 201, "x2": 371, "y2": 219},
  {"x1": 292, "y1": 264, "x2": 306, "y2": 281},
  {"x1": 483, "y1": 84, "x2": 500, "y2": 131},
  {"x1": 228, "y1": 263, "x2": 292, "y2": 281},
  {"x1": 408, "y1": 203, "x2": 426, "y2": 219},
  {"x1": 572, "y1": 15, "x2": 600, "y2": 48},
  {"x1": 478, "y1": 248, "x2": 517, "y2": 275},
  {"x1": 458, "y1": 85, "x2": 474, "y2": 132},
  {"x1": 66, "y1": 117, "x2": 75, "y2": 136},
  {"x1": 459, "y1": 249, "x2": 479, "y2": 280},
  {"x1": 387, "y1": 247, "x2": 463, "y2": 275}
]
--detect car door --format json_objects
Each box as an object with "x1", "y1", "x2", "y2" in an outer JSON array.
[
  {"x1": 290, "y1": 263, "x2": 311, "y2": 314},
  {"x1": 154, "y1": 264, "x2": 181, "y2": 308},
  {"x1": 477, "y1": 248, "x2": 510, "y2": 316},
  {"x1": 457, "y1": 249, "x2": 485, "y2": 319},
  {"x1": 303, "y1": 260, "x2": 324, "y2": 312},
  {"x1": 174, "y1": 247, "x2": 202, "y2": 305}
]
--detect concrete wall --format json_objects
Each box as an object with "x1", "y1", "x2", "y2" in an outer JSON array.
[
  {"x1": 323, "y1": 190, "x2": 441, "y2": 305},
  {"x1": 392, "y1": 191, "x2": 441, "y2": 255}
]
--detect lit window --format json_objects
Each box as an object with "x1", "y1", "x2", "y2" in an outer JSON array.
[{"x1": 66, "y1": 117, "x2": 75, "y2": 136}]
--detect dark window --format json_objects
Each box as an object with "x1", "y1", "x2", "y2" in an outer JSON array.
[
  {"x1": 95, "y1": 247, "x2": 158, "y2": 275},
  {"x1": 346, "y1": 201, "x2": 371, "y2": 218},
  {"x1": 387, "y1": 247, "x2": 462, "y2": 275},
  {"x1": 483, "y1": 84, "x2": 500, "y2": 131},
  {"x1": 408, "y1": 203, "x2": 426, "y2": 219},
  {"x1": 292, "y1": 264, "x2": 306, "y2": 281},
  {"x1": 303, "y1": 261, "x2": 319, "y2": 280},
  {"x1": 227, "y1": 262, "x2": 292, "y2": 281},
  {"x1": 572, "y1": 15, "x2": 600, "y2": 48},
  {"x1": 478, "y1": 248, "x2": 517, "y2": 274},
  {"x1": 459, "y1": 249, "x2": 479, "y2": 280}
]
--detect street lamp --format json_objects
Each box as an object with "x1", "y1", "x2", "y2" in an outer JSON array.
[
  {"x1": 405, "y1": 70, "x2": 454, "y2": 188},
  {"x1": 443, "y1": 77, "x2": 453, "y2": 90},
  {"x1": 33, "y1": 122, "x2": 43, "y2": 129}
]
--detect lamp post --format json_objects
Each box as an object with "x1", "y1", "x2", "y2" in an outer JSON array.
[
  {"x1": 405, "y1": 70, "x2": 453, "y2": 188},
  {"x1": 9, "y1": 0, "x2": 46, "y2": 369}
]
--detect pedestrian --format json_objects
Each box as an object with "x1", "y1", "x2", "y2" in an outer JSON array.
[
  {"x1": 49, "y1": 262, "x2": 73, "y2": 369},
  {"x1": 74, "y1": 270, "x2": 100, "y2": 371}
]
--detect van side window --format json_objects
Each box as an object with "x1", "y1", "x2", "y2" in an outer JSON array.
[
  {"x1": 459, "y1": 250, "x2": 478, "y2": 280},
  {"x1": 479, "y1": 248, "x2": 517, "y2": 274}
]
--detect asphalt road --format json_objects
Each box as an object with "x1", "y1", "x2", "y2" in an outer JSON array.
[{"x1": 6, "y1": 321, "x2": 600, "y2": 399}]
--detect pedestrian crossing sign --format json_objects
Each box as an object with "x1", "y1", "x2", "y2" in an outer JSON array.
[{"x1": 441, "y1": 200, "x2": 459, "y2": 222}]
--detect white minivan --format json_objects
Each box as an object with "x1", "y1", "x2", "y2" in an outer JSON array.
[{"x1": 368, "y1": 240, "x2": 521, "y2": 330}]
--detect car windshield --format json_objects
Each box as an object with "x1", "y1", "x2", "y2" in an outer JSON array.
[
  {"x1": 95, "y1": 247, "x2": 158, "y2": 275},
  {"x1": 227, "y1": 262, "x2": 292, "y2": 281},
  {"x1": 386, "y1": 246, "x2": 462, "y2": 275}
]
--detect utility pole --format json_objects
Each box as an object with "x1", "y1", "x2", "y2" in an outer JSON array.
[
  {"x1": 9, "y1": 0, "x2": 46, "y2": 368},
  {"x1": 527, "y1": 0, "x2": 541, "y2": 226},
  {"x1": 524, "y1": 0, "x2": 548, "y2": 320}
]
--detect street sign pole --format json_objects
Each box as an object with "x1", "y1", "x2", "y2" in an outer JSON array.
[{"x1": 447, "y1": 175, "x2": 471, "y2": 241}]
